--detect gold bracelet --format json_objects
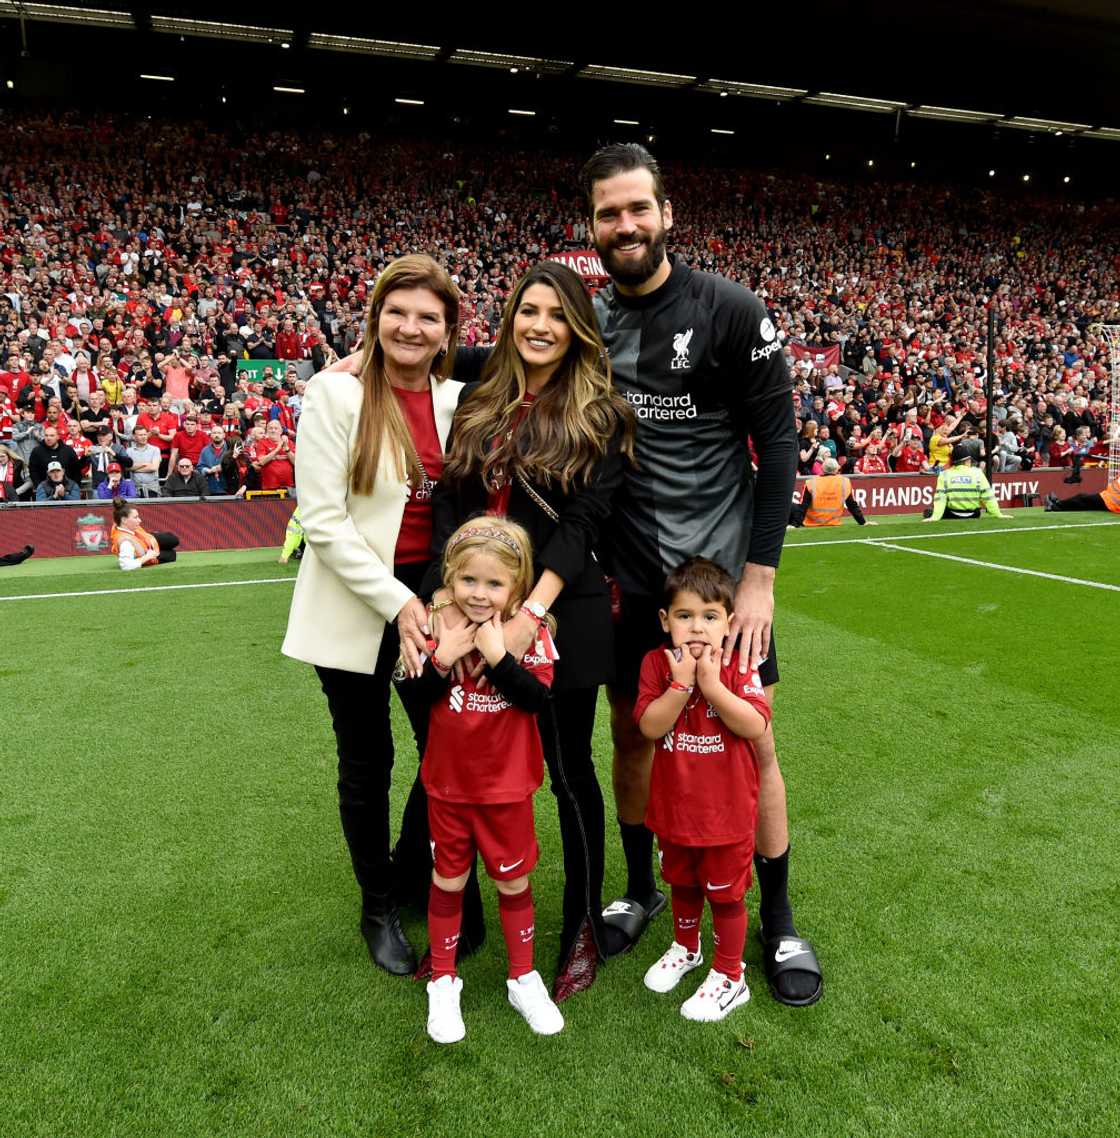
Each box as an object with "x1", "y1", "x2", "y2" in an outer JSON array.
[{"x1": 429, "y1": 598, "x2": 453, "y2": 614}]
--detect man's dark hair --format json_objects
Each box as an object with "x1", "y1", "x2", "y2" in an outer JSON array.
[
  {"x1": 663, "y1": 556, "x2": 735, "y2": 613},
  {"x1": 580, "y1": 143, "x2": 667, "y2": 215}
]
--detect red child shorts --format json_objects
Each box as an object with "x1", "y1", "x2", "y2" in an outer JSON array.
[
  {"x1": 428, "y1": 796, "x2": 540, "y2": 882},
  {"x1": 657, "y1": 836, "x2": 754, "y2": 904}
]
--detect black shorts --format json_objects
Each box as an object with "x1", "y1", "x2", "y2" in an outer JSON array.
[{"x1": 610, "y1": 593, "x2": 779, "y2": 698}]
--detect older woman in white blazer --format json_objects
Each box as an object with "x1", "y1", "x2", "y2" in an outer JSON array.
[{"x1": 283, "y1": 255, "x2": 467, "y2": 977}]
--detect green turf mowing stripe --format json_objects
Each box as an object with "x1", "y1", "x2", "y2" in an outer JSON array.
[
  {"x1": 0, "y1": 576, "x2": 296, "y2": 603},
  {"x1": 871, "y1": 541, "x2": 1120, "y2": 592}
]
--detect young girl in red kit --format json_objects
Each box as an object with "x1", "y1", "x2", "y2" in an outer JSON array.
[
  {"x1": 403, "y1": 517, "x2": 563, "y2": 1044},
  {"x1": 635, "y1": 557, "x2": 772, "y2": 1022}
]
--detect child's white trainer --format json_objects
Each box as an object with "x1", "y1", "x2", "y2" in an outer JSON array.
[
  {"x1": 426, "y1": 974, "x2": 466, "y2": 1044},
  {"x1": 507, "y1": 970, "x2": 564, "y2": 1035},
  {"x1": 680, "y1": 966, "x2": 750, "y2": 1022},
  {"x1": 644, "y1": 941, "x2": 704, "y2": 994}
]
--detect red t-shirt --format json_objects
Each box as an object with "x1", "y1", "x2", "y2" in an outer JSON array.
[
  {"x1": 855, "y1": 453, "x2": 889, "y2": 474},
  {"x1": 172, "y1": 429, "x2": 208, "y2": 465},
  {"x1": 250, "y1": 437, "x2": 296, "y2": 490},
  {"x1": 422, "y1": 646, "x2": 554, "y2": 804},
  {"x1": 393, "y1": 385, "x2": 442, "y2": 565},
  {"x1": 634, "y1": 651, "x2": 771, "y2": 846},
  {"x1": 894, "y1": 446, "x2": 926, "y2": 473}
]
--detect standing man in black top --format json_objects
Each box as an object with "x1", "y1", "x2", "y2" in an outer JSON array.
[{"x1": 583, "y1": 143, "x2": 821, "y2": 1006}]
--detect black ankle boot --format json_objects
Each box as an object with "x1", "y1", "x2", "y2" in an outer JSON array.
[{"x1": 360, "y1": 893, "x2": 416, "y2": 976}]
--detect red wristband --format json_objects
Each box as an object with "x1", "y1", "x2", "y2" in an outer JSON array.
[{"x1": 669, "y1": 680, "x2": 693, "y2": 694}]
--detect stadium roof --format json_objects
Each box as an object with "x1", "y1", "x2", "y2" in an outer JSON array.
[{"x1": 2, "y1": 2, "x2": 1119, "y2": 123}]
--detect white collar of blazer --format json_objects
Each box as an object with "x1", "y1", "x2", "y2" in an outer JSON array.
[{"x1": 429, "y1": 374, "x2": 462, "y2": 452}]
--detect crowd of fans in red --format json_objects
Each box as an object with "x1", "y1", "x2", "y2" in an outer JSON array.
[{"x1": 1, "y1": 111, "x2": 1117, "y2": 503}]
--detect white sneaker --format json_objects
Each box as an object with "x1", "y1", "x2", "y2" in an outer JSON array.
[
  {"x1": 680, "y1": 966, "x2": 750, "y2": 1022},
  {"x1": 426, "y1": 975, "x2": 465, "y2": 1044},
  {"x1": 644, "y1": 941, "x2": 704, "y2": 993},
  {"x1": 506, "y1": 970, "x2": 565, "y2": 1035}
]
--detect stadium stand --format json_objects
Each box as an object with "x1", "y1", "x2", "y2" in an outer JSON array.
[{"x1": 1, "y1": 111, "x2": 1117, "y2": 499}]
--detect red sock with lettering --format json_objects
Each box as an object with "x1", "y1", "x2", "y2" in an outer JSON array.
[
  {"x1": 498, "y1": 886, "x2": 535, "y2": 979},
  {"x1": 428, "y1": 883, "x2": 464, "y2": 981},
  {"x1": 671, "y1": 885, "x2": 704, "y2": 954},
  {"x1": 710, "y1": 900, "x2": 747, "y2": 981}
]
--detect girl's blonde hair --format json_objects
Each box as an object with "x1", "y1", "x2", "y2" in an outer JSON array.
[
  {"x1": 350, "y1": 254, "x2": 459, "y2": 496},
  {"x1": 442, "y1": 516, "x2": 535, "y2": 620}
]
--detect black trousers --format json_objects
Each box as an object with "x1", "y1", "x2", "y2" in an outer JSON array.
[
  {"x1": 539, "y1": 686, "x2": 608, "y2": 958},
  {"x1": 152, "y1": 532, "x2": 178, "y2": 564},
  {"x1": 314, "y1": 561, "x2": 433, "y2": 902},
  {"x1": 1051, "y1": 492, "x2": 1107, "y2": 512}
]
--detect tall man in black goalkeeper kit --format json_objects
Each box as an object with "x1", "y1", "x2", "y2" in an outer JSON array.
[{"x1": 584, "y1": 144, "x2": 822, "y2": 1006}]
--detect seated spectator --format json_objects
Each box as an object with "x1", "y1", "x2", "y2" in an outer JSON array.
[
  {"x1": 35, "y1": 459, "x2": 81, "y2": 501},
  {"x1": 162, "y1": 457, "x2": 209, "y2": 498},
  {"x1": 126, "y1": 426, "x2": 162, "y2": 498},
  {"x1": 249, "y1": 419, "x2": 296, "y2": 492},
  {"x1": 94, "y1": 462, "x2": 138, "y2": 500},
  {"x1": 88, "y1": 424, "x2": 133, "y2": 490}
]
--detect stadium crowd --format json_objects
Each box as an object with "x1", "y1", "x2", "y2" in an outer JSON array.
[{"x1": 1, "y1": 112, "x2": 1116, "y2": 502}]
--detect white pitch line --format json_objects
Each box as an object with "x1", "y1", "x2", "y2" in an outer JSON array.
[
  {"x1": 0, "y1": 576, "x2": 296, "y2": 603},
  {"x1": 870, "y1": 541, "x2": 1120, "y2": 592},
  {"x1": 785, "y1": 520, "x2": 1120, "y2": 549}
]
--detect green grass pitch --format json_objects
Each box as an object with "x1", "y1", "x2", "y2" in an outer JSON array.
[{"x1": 2, "y1": 512, "x2": 1118, "y2": 1137}]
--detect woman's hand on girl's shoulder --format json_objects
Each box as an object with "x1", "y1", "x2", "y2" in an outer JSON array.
[{"x1": 324, "y1": 350, "x2": 362, "y2": 376}]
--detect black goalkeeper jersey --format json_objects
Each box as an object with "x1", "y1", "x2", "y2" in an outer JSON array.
[{"x1": 593, "y1": 256, "x2": 797, "y2": 597}]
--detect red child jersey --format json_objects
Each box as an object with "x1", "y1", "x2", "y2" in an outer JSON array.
[
  {"x1": 393, "y1": 385, "x2": 443, "y2": 565},
  {"x1": 422, "y1": 646, "x2": 553, "y2": 805},
  {"x1": 634, "y1": 650, "x2": 772, "y2": 846}
]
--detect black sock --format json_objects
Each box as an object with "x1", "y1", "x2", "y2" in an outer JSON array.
[
  {"x1": 619, "y1": 819, "x2": 656, "y2": 903},
  {"x1": 754, "y1": 845, "x2": 797, "y2": 940}
]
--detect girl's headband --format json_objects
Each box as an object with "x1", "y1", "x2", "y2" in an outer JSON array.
[{"x1": 447, "y1": 526, "x2": 521, "y2": 557}]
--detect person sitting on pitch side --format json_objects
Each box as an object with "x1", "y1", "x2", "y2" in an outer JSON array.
[
  {"x1": 922, "y1": 445, "x2": 1013, "y2": 522},
  {"x1": 1045, "y1": 471, "x2": 1120, "y2": 515},
  {"x1": 789, "y1": 458, "x2": 878, "y2": 528}
]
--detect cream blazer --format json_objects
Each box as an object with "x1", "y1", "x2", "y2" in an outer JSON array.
[{"x1": 281, "y1": 368, "x2": 463, "y2": 674}]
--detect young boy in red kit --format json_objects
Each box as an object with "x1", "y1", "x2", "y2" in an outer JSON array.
[{"x1": 634, "y1": 557, "x2": 771, "y2": 1022}]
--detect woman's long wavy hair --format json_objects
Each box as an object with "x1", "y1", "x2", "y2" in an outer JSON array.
[
  {"x1": 442, "y1": 261, "x2": 635, "y2": 493},
  {"x1": 351, "y1": 255, "x2": 459, "y2": 496}
]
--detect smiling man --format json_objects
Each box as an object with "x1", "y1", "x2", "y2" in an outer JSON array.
[{"x1": 582, "y1": 143, "x2": 821, "y2": 1006}]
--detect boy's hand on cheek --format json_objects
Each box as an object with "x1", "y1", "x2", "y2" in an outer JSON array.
[
  {"x1": 664, "y1": 646, "x2": 697, "y2": 687},
  {"x1": 696, "y1": 645, "x2": 722, "y2": 693}
]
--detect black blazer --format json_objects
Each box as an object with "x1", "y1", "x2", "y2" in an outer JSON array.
[{"x1": 423, "y1": 380, "x2": 626, "y2": 693}]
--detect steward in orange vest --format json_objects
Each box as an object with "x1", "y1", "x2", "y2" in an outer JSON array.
[
  {"x1": 1045, "y1": 473, "x2": 1120, "y2": 515},
  {"x1": 789, "y1": 460, "x2": 873, "y2": 527}
]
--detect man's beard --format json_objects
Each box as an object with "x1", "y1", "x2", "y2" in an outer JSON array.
[{"x1": 593, "y1": 228, "x2": 668, "y2": 288}]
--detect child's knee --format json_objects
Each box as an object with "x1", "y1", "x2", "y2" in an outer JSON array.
[
  {"x1": 432, "y1": 870, "x2": 469, "y2": 892},
  {"x1": 494, "y1": 874, "x2": 529, "y2": 896}
]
